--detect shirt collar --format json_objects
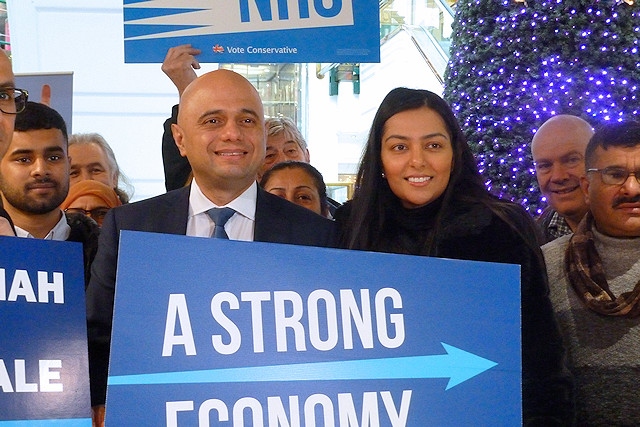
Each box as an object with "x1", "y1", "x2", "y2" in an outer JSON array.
[
  {"x1": 189, "y1": 179, "x2": 257, "y2": 221},
  {"x1": 547, "y1": 211, "x2": 573, "y2": 239},
  {"x1": 14, "y1": 210, "x2": 71, "y2": 240}
]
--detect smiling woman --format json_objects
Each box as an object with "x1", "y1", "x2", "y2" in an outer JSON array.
[
  {"x1": 260, "y1": 161, "x2": 328, "y2": 217},
  {"x1": 335, "y1": 87, "x2": 574, "y2": 425}
]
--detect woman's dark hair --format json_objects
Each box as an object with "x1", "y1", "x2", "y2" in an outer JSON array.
[
  {"x1": 259, "y1": 161, "x2": 329, "y2": 216},
  {"x1": 341, "y1": 87, "x2": 540, "y2": 253}
]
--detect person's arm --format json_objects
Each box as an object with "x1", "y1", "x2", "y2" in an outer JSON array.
[
  {"x1": 85, "y1": 209, "x2": 119, "y2": 413},
  {"x1": 161, "y1": 44, "x2": 201, "y2": 97},
  {"x1": 161, "y1": 45, "x2": 201, "y2": 191},
  {"x1": 162, "y1": 104, "x2": 192, "y2": 191},
  {"x1": 505, "y1": 207, "x2": 575, "y2": 426}
]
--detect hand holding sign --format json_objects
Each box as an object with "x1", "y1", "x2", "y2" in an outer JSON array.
[{"x1": 161, "y1": 44, "x2": 201, "y2": 97}]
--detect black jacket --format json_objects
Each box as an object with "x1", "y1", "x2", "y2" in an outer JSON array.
[
  {"x1": 65, "y1": 212, "x2": 100, "y2": 289},
  {"x1": 336, "y1": 200, "x2": 574, "y2": 426},
  {"x1": 86, "y1": 185, "x2": 337, "y2": 406}
]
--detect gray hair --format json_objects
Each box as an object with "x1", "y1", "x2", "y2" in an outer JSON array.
[
  {"x1": 265, "y1": 117, "x2": 308, "y2": 151},
  {"x1": 69, "y1": 133, "x2": 133, "y2": 203}
]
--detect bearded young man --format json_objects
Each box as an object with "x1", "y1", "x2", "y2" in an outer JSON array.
[{"x1": 0, "y1": 101, "x2": 99, "y2": 285}]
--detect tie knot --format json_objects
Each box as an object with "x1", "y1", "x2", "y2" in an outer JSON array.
[{"x1": 206, "y1": 207, "x2": 236, "y2": 239}]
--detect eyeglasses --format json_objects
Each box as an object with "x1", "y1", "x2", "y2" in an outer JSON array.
[
  {"x1": 587, "y1": 167, "x2": 640, "y2": 185},
  {"x1": 64, "y1": 207, "x2": 110, "y2": 221},
  {"x1": 0, "y1": 88, "x2": 28, "y2": 114}
]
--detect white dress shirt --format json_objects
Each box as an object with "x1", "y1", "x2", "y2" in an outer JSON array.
[
  {"x1": 14, "y1": 210, "x2": 71, "y2": 240},
  {"x1": 185, "y1": 179, "x2": 257, "y2": 241}
]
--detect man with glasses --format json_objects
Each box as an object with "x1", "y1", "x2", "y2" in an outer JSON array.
[
  {"x1": 542, "y1": 120, "x2": 640, "y2": 425},
  {"x1": 0, "y1": 50, "x2": 27, "y2": 235},
  {"x1": 531, "y1": 115, "x2": 594, "y2": 242},
  {"x1": 0, "y1": 101, "x2": 99, "y2": 287}
]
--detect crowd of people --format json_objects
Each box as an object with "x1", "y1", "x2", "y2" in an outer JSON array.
[{"x1": 0, "y1": 43, "x2": 639, "y2": 426}]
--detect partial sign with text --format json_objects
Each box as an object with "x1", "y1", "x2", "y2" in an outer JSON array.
[
  {"x1": 123, "y1": 0, "x2": 380, "y2": 63},
  {"x1": 0, "y1": 237, "x2": 91, "y2": 426},
  {"x1": 107, "y1": 231, "x2": 521, "y2": 426}
]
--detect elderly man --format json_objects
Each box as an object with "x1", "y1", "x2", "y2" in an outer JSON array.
[
  {"x1": 86, "y1": 69, "x2": 336, "y2": 422},
  {"x1": 531, "y1": 115, "x2": 594, "y2": 242},
  {"x1": 69, "y1": 133, "x2": 130, "y2": 203},
  {"x1": 542, "y1": 120, "x2": 640, "y2": 425}
]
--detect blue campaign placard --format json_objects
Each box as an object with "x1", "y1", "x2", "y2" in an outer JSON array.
[
  {"x1": 107, "y1": 231, "x2": 522, "y2": 426},
  {"x1": 0, "y1": 237, "x2": 91, "y2": 426},
  {"x1": 123, "y1": 0, "x2": 380, "y2": 63}
]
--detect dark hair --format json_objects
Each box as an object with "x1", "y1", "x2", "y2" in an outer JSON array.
[
  {"x1": 585, "y1": 120, "x2": 640, "y2": 168},
  {"x1": 15, "y1": 101, "x2": 68, "y2": 142},
  {"x1": 260, "y1": 161, "x2": 328, "y2": 216},
  {"x1": 341, "y1": 87, "x2": 539, "y2": 253}
]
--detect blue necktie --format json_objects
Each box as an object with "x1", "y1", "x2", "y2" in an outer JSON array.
[{"x1": 207, "y1": 207, "x2": 235, "y2": 239}]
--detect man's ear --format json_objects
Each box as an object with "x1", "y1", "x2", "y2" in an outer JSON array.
[
  {"x1": 171, "y1": 123, "x2": 187, "y2": 158},
  {"x1": 304, "y1": 148, "x2": 310, "y2": 163},
  {"x1": 580, "y1": 175, "x2": 591, "y2": 206}
]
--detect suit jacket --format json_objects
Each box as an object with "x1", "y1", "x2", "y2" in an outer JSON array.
[{"x1": 86, "y1": 185, "x2": 336, "y2": 406}]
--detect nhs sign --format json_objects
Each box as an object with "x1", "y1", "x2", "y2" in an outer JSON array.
[{"x1": 123, "y1": 0, "x2": 380, "y2": 63}]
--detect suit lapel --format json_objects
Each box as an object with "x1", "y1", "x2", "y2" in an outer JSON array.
[
  {"x1": 155, "y1": 186, "x2": 190, "y2": 235},
  {"x1": 254, "y1": 188, "x2": 290, "y2": 243}
]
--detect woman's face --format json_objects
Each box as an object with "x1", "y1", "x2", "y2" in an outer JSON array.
[
  {"x1": 262, "y1": 167, "x2": 323, "y2": 215},
  {"x1": 381, "y1": 107, "x2": 454, "y2": 209},
  {"x1": 65, "y1": 194, "x2": 111, "y2": 226}
]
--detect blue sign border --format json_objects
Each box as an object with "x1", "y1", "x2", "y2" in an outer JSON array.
[
  {"x1": 0, "y1": 237, "x2": 91, "y2": 425},
  {"x1": 107, "y1": 231, "x2": 521, "y2": 425},
  {"x1": 123, "y1": 0, "x2": 380, "y2": 63}
]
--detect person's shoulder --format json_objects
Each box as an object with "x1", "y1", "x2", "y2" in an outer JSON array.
[
  {"x1": 536, "y1": 205, "x2": 557, "y2": 224},
  {"x1": 542, "y1": 233, "x2": 571, "y2": 258},
  {"x1": 257, "y1": 189, "x2": 336, "y2": 247},
  {"x1": 65, "y1": 212, "x2": 100, "y2": 244},
  {"x1": 334, "y1": 199, "x2": 352, "y2": 223},
  {"x1": 481, "y1": 198, "x2": 540, "y2": 235},
  {"x1": 112, "y1": 186, "x2": 189, "y2": 214}
]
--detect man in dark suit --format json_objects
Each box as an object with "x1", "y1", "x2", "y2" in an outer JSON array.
[{"x1": 86, "y1": 69, "x2": 336, "y2": 424}]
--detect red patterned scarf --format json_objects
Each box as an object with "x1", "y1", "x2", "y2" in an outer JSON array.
[{"x1": 565, "y1": 212, "x2": 640, "y2": 317}]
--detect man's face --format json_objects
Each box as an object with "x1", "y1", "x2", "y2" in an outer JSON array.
[
  {"x1": 532, "y1": 126, "x2": 590, "y2": 220},
  {"x1": 260, "y1": 131, "x2": 310, "y2": 178},
  {"x1": 0, "y1": 53, "x2": 16, "y2": 158},
  {"x1": 0, "y1": 128, "x2": 69, "y2": 215},
  {"x1": 69, "y1": 143, "x2": 117, "y2": 188},
  {"x1": 582, "y1": 145, "x2": 640, "y2": 238},
  {"x1": 172, "y1": 70, "x2": 266, "y2": 195}
]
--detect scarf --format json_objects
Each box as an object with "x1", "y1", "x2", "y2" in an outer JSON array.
[{"x1": 565, "y1": 212, "x2": 640, "y2": 317}]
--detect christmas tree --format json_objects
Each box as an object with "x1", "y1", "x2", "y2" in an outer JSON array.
[{"x1": 443, "y1": 0, "x2": 640, "y2": 214}]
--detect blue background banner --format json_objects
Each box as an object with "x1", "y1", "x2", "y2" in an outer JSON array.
[
  {"x1": 107, "y1": 231, "x2": 522, "y2": 425},
  {"x1": 123, "y1": 0, "x2": 380, "y2": 63},
  {"x1": 0, "y1": 237, "x2": 91, "y2": 426}
]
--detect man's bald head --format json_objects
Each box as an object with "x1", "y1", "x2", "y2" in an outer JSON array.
[
  {"x1": 177, "y1": 69, "x2": 263, "y2": 126},
  {"x1": 531, "y1": 114, "x2": 594, "y2": 230},
  {"x1": 171, "y1": 69, "x2": 266, "y2": 205}
]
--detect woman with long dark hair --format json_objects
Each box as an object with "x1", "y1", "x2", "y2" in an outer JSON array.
[{"x1": 336, "y1": 87, "x2": 573, "y2": 425}]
